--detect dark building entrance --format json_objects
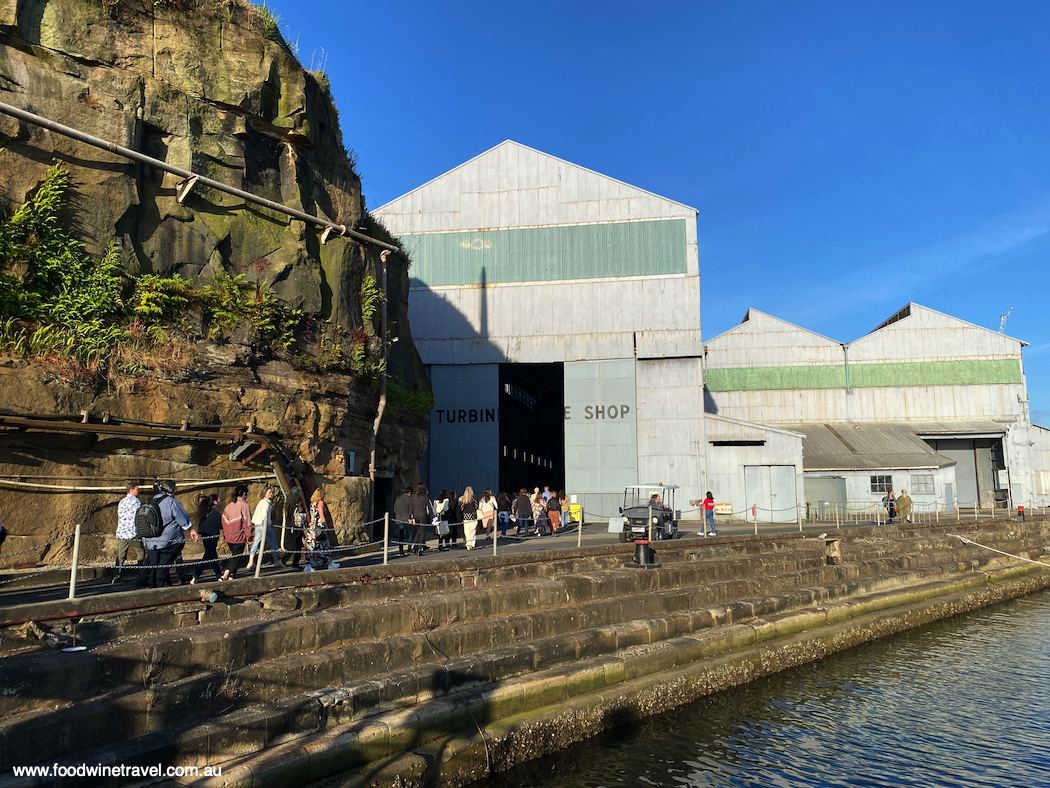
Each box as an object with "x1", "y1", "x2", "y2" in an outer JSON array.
[
  {"x1": 499, "y1": 363, "x2": 564, "y2": 495},
  {"x1": 924, "y1": 436, "x2": 1007, "y2": 508}
]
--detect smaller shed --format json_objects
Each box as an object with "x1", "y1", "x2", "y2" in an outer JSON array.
[
  {"x1": 770, "y1": 422, "x2": 958, "y2": 518},
  {"x1": 704, "y1": 414, "x2": 804, "y2": 523}
]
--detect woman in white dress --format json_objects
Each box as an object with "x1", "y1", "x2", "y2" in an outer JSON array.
[{"x1": 460, "y1": 487, "x2": 479, "y2": 550}]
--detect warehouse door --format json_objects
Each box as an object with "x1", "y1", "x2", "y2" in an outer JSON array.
[{"x1": 745, "y1": 465, "x2": 798, "y2": 523}]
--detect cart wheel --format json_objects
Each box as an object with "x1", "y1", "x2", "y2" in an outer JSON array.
[{"x1": 618, "y1": 531, "x2": 628, "y2": 543}]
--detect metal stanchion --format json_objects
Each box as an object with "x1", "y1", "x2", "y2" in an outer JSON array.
[
  {"x1": 68, "y1": 523, "x2": 82, "y2": 600},
  {"x1": 797, "y1": 503, "x2": 803, "y2": 532},
  {"x1": 577, "y1": 509, "x2": 583, "y2": 549},
  {"x1": 492, "y1": 518, "x2": 498, "y2": 556},
  {"x1": 835, "y1": 502, "x2": 840, "y2": 530},
  {"x1": 382, "y1": 512, "x2": 390, "y2": 566}
]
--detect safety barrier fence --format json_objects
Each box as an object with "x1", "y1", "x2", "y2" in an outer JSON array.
[
  {"x1": 4, "y1": 501, "x2": 1045, "y2": 601},
  {"x1": 0, "y1": 510, "x2": 592, "y2": 599}
]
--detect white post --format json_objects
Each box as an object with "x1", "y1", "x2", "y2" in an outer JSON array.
[
  {"x1": 382, "y1": 512, "x2": 389, "y2": 566},
  {"x1": 577, "y1": 509, "x2": 583, "y2": 549},
  {"x1": 835, "y1": 502, "x2": 840, "y2": 530},
  {"x1": 68, "y1": 523, "x2": 82, "y2": 600},
  {"x1": 492, "y1": 518, "x2": 498, "y2": 557},
  {"x1": 797, "y1": 503, "x2": 802, "y2": 532}
]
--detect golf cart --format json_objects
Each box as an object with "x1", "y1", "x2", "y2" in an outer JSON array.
[{"x1": 618, "y1": 485, "x2": 680, "y2": 542}]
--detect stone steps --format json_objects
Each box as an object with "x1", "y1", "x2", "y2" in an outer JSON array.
[
  {"x1": 1, "y1": 520, "x2": 1046, "y2": 785},
  {"x1": 0, "y1": 545, "x2": 826, "y2": 717},
  {"x1": 4, "y1": 525, "x2": 1043, "y2": 778},
  {"x1": 48, "y1": 561, "x2": 1050, "y2": 788}
]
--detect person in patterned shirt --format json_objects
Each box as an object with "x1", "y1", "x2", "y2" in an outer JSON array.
[{"x1": 114, "y1": 481, "x2": 145, "y2": 584}]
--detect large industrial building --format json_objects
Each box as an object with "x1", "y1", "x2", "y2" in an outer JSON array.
[
  {"x1": 704, "y1": 305, "x2": 1050, "y2": 514},
  {"x1": 376, "y1": 141, "x2": 1050, "y2": 521}
]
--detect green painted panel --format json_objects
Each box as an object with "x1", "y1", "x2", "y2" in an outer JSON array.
[
  {"x1": 705, "y1": 365, "x2": 846, "y2": 391},
  {"x1": 400, "y1": 219, "x2": 687, "y2": 286},
  {"x1": 705, "y1": 359, "x2": 1023, "y2": 392}
]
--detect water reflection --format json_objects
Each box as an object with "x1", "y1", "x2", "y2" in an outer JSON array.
[{"x1": 487, "y1": 591, "x2": 1050, "y2": 788}]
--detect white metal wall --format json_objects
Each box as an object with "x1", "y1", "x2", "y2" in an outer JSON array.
[
  {"x1": 564, "y1": 359, "x2": 639, "y2": 518},
  {"x1": 636, "y1": 358, "x2": 706, "y2": 511},
  {"x1": 703, "y1": 415, "x2": 804, "y2": 522},
  {"x1": 375, "y1": 141, "x2": 702, "y2": 364},
  {"x1": 703, "y1": 305, "x2": 1041, "y2": 503}
]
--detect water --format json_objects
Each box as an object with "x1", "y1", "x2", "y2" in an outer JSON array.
[{"x1": 487, "y1": 590, "x2": 1050, "y2": 788}]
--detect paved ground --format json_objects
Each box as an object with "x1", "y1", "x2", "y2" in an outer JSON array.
[{"x1": 0, "y1": 517, "x2": 872, "y2": 611}]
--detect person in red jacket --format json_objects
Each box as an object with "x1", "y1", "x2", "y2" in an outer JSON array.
[{"x1": 702, "y1": 491, "x2": 718, "y2": 537}]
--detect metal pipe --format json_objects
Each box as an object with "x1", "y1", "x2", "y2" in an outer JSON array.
[
  {"x1": 382, "y1": 512, "x2": 389, "y2": 566},
  {"x1": 842, "y1": 343, "x2": 852, "y2": 393},
  {"x1": 0, "y1": 100, "x2": 404, "y2": 259},
  {"x1": 68, "y1": 523, "x2": 82, "y2": 600},
  {"x1": 368, "y1": 250, "x2": 391, "y2": 488}
]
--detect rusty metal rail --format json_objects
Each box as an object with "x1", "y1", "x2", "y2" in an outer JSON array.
[
  {"x1": 0, "y1": 100, "x2": 404, "y2": 258},
  {"x1": 0, "y1": 412, "x2": 272, "y2": 464}
]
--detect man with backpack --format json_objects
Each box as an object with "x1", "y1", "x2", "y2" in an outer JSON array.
[{"x1": 139, "y1": 479, "x2": 193, "y2": 588}]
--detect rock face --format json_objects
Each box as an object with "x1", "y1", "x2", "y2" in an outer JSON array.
[
  {"x1": 0, "y1": 0, "x2": 431, "y2": 562},
  {"x1": 0, "y1": 0, "x2": 381, "y2": 328},
  {"x1": 0, "y1": 356, "x2": 429, "y2": 564}
]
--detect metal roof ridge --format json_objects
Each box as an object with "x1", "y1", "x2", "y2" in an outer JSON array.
[
  {"x1": 374, "y1": 140, "x2": 699, "y2": 216},
  {"x1": 704, "y1": 412, "x2": 807, "y2": 438},
  {"x1": 858, "y1": 302, "x2": 1029, "y2": 347}
]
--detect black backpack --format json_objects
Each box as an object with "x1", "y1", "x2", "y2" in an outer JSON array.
[{"x1": 134, "y1": 495, "x2": 168, "y2": 540}]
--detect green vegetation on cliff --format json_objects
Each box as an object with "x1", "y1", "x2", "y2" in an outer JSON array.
[{"x1": 0, "y1": 166, "x2": 393, "y2": 386}]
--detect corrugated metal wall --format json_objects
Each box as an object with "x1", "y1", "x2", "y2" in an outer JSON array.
[
  {"x1": 399, "y1": 219, "x2": 688, "y2": 287},
  {"x1": 564, "y1": 359, "x2": 638, "y2": 517},
  {"x1": 427, "y1": 365, "x2": 500, "y2": 497}
]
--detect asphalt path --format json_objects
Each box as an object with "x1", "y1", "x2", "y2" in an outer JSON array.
[{"x1": 0, "y1": 517, "x2": 867, "y2": 611}]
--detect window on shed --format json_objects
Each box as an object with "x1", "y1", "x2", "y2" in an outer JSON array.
[
  {"x1": 870, "y1": 475, "x2": 893, "y2": 494},
  {"x1": 910, "y1": 474, "x2": 935, "y2": 494}
]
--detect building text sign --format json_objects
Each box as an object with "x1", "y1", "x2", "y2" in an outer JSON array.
[{"x1": 565, "y1": 404, "x2": 633, "y2": 420}]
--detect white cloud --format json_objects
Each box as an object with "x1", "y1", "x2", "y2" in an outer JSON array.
[{"x1": 786, "y1": 201, "x2": 1050, "y2": 331}]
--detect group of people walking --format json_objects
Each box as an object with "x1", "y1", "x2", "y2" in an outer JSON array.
[
  {"x1": 881, "y1": 488, "x2": 913, "y2": 523},
  {"x1": 392, "y1": 484, "x2": 572, "y2": 555},
  {"x1": 113, "y1": 479, "x2": 336, "y2": 587}
]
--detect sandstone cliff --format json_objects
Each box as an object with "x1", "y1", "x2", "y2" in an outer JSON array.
[{"x1": 0, "y1": 0, "x2": 430, "y2": 564}]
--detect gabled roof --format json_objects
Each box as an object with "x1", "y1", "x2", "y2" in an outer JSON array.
[
  {"x1": 375, "y1": 140, "x2": 697, "y2": 217},
  {"x1": 705, "y1": 412, "x2": 806, "y2": 439},
  {"x1": 865, "y1": 303, "x2": 1027, "y2": 347},
  {"x1": 767, "y1": 421, "x2": 957, "y2": 472},
  {"x1": 704, "y1": 307, "x2": 841, "y2": 346}
]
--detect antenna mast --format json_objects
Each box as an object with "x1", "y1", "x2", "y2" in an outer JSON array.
[{"x1": 999, "y1": 307, "x2": 1013, "y2": 334}]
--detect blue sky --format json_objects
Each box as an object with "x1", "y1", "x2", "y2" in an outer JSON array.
[{"x1": 267, "y1": 0, "x2": 1050, "y2": 422}]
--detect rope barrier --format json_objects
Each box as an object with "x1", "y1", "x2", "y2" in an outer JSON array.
[
  {"x1": 949, "y1": 534, "x2": 1050, "y2": 569},
  {"x1": 0, "y1": 474, "x2": 277, "y2": 494}
]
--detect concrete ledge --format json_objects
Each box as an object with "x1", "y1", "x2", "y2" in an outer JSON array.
[
  {"x1": 6, "y1": 522, "x2": 1048, "y2": 782},
  {"x1": 135, "y1": 562, "x2": 1050, "y2": 788}
]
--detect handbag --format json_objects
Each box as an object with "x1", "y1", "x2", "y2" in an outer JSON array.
[{"x1": 437, "y1": 520, "x2": 450, "y2": 536}]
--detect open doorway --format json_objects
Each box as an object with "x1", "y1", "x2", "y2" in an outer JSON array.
[{"x1": 499, "y1": 363, "x2": 564, "y2": 495}]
